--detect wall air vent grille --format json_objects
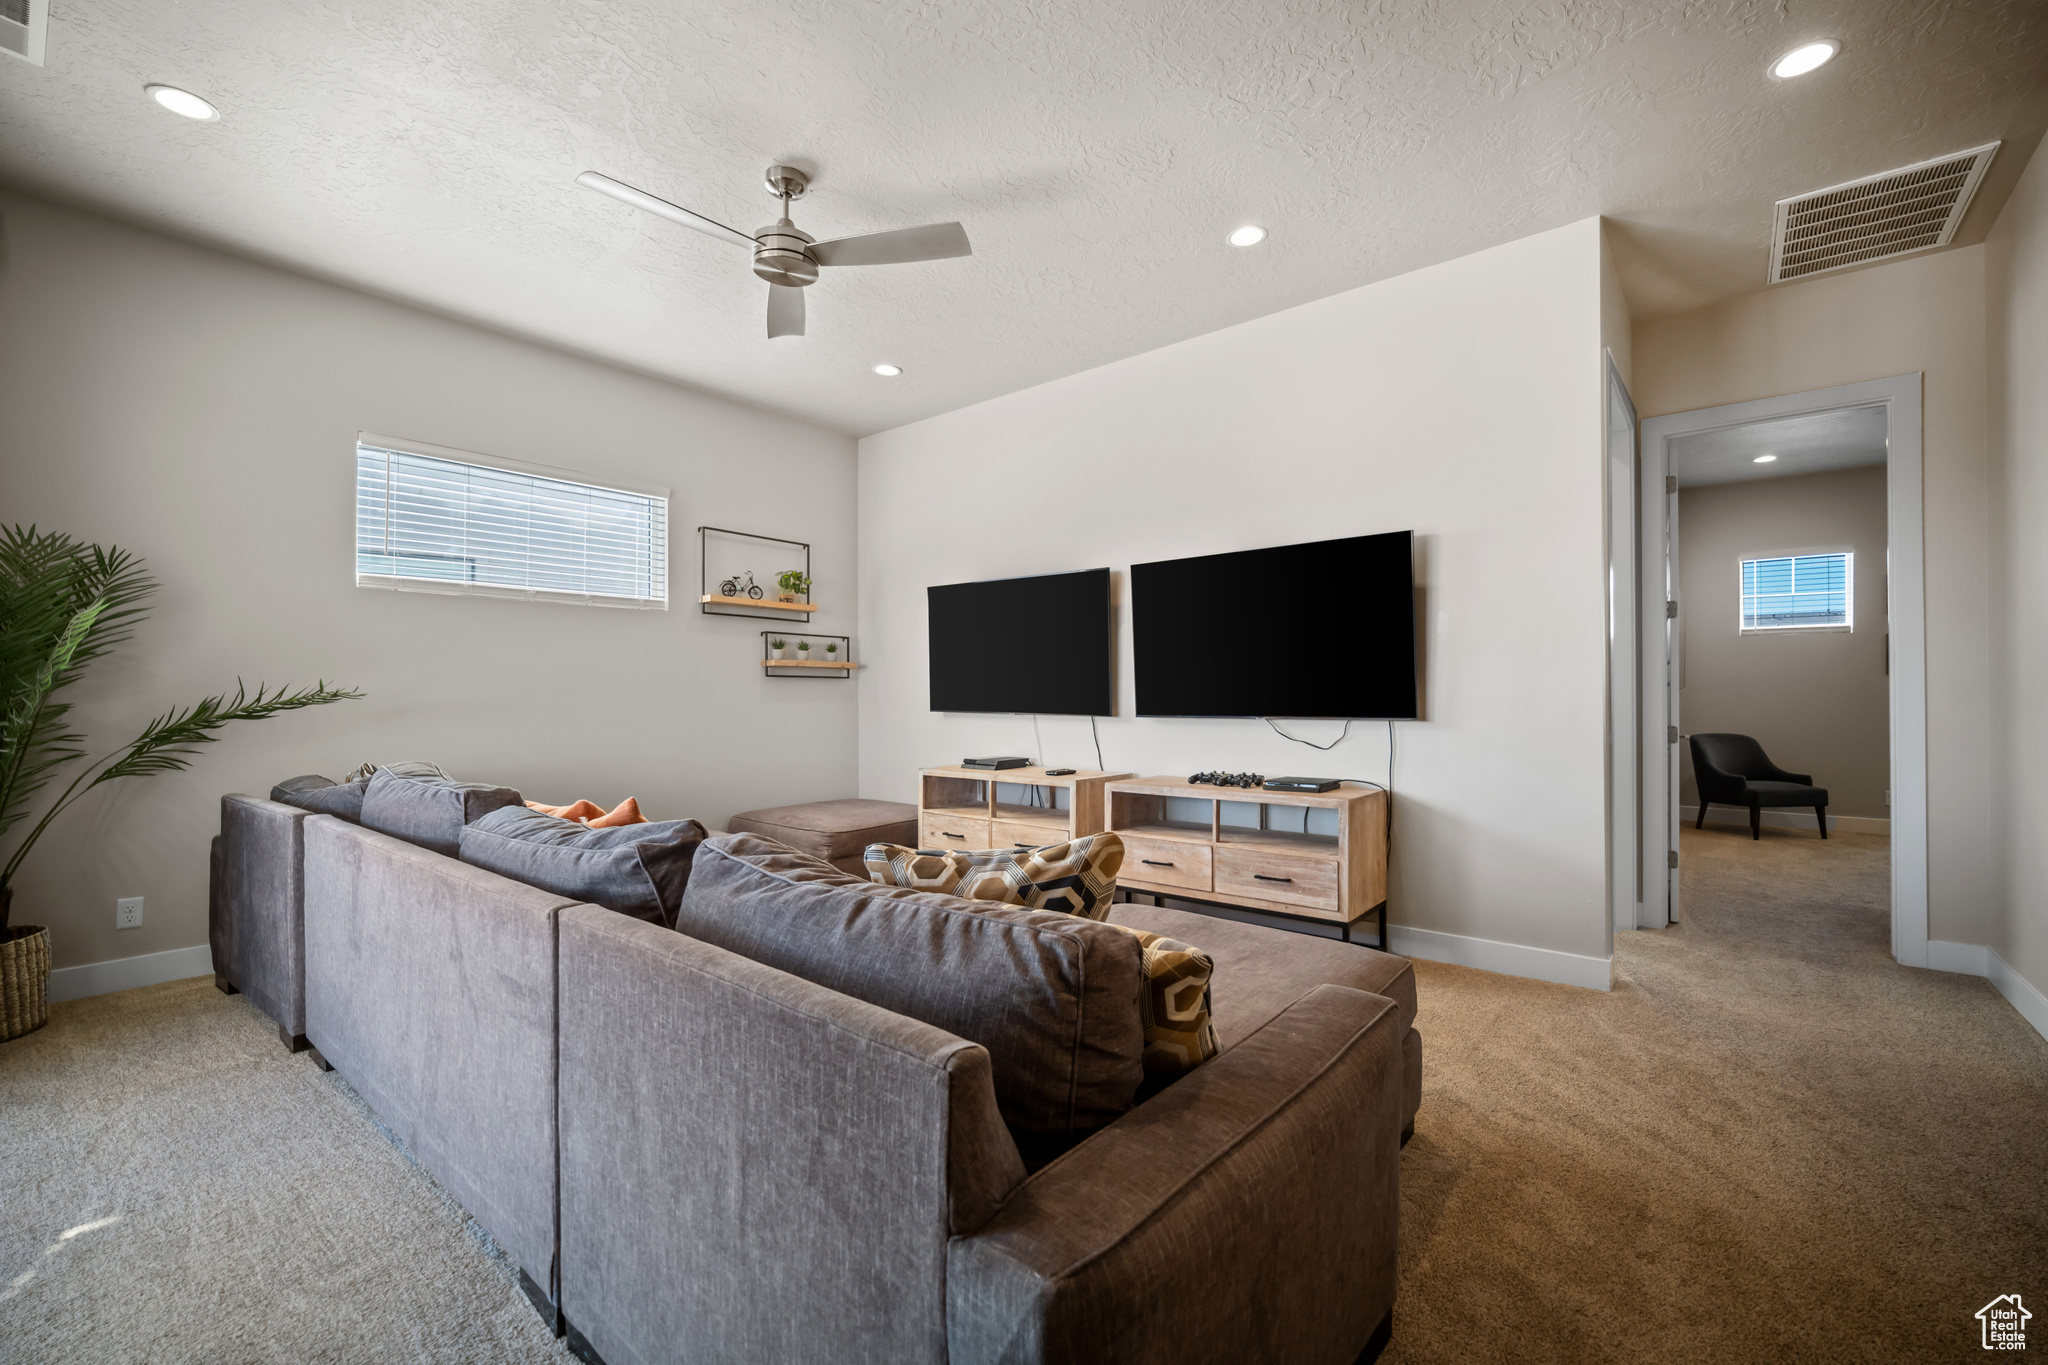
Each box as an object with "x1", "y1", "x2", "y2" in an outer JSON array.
[
  {"x1": 1768, "y1": 142, "x2": 2000, "y2": 284},
  {"x1": 0, "y1": 0, "x2": 46, "y2": 64}
]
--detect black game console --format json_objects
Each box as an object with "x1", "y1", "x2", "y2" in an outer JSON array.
[
  {"x1": 1263, "y1": 776, "x2": 1342, "y2": 793},
  {"x1": 962, "y1": 756, "x2": 1033, "y2": 770}
]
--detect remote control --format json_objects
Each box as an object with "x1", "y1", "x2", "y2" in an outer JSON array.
[{"x1": 1044, "y1": 767, "x2": 1076, "y2": 776}]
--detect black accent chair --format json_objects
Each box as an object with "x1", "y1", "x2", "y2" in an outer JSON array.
[{"x1": 1688, "y1": 733, "x2": 1829, "y2": 840}]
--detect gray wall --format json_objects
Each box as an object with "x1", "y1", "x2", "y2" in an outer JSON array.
[
  {"x1": 1677, "y1": 465, "x2": 1889, "y2": 819},
  {"x1": 858, "y1": 219, "x2": 1616, "y2": 981},
  {"x1": 0, "y1": 192, "x2": 859, "y2": 973},
  {"x1": 1987, "y1": 135, "x2": 2048, "y2": 1001}
]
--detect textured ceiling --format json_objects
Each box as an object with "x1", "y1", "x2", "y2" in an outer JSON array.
[
  {"x1": 1672, "y1": 406, "x2": 1887, "y2": 487},
  {"x1": 0, "y1": 2, "x2": 2043, "y2": 435}
]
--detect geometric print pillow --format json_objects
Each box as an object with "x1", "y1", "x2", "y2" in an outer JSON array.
[
  {"x1": 861, "y1": 832, "x2": 1124, "y2": 921},
  {"x1": 1106, "y1": 924, "x2": 1219, "y2": 1082}
]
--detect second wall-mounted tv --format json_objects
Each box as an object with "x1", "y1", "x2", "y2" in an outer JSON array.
[
  {"x1": 928, "y1": 567, "x2": 1113, "y2": 715},
  {"x1": 1132, "y1": 531, "x2": 1417, "y2": 719}
]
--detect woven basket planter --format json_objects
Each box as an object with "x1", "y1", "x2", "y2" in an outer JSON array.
[{"x1": 2, "y1": 925, "x2": 52, "y2": 1041}]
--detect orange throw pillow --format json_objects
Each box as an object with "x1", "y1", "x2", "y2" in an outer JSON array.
[
  {"x1": 588, "y1": 796, "x2": 647, "y2": 828},
  {"x1": 526, "y1": 797, "x2": 648, "y2": 827}
]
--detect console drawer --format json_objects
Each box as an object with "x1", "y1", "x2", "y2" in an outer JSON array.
[
  {"x1": 1118, "y1": 835, "x2": 1212, "y2": 892},
  {"x1": 990, "y1": 819, "x2": 1072, "y2": 851},
  {"x1": 1213, "y1": 846, "x2": 1339, "y2": 913},
  {"x1": 919, "y1": 815, "x2": 990, "y2": 851}
]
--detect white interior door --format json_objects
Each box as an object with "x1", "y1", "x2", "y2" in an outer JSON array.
[{"x1": 1663, "y1": 466, "x2": 1681, "y2": 926}]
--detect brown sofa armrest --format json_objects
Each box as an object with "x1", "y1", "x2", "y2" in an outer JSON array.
[{"x1": 946, "y1": 984, "x2": 1403, "y2": 1365}]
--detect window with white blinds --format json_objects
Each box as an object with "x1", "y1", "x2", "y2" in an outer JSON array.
[
  {"x1": 1740, "y1": 552, "x2": 1851, "y2": 632},
  {"x1": 355, "y1": 436, "x2": 668, "y2": 609}
]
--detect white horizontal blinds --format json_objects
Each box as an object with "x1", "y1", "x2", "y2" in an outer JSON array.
[
  {"x1": 355, "y1": 442, "x2": 667, "y2": 608},
  {"x1": 1740, "y1": 552, "x2": 1850, "y2": 630}
]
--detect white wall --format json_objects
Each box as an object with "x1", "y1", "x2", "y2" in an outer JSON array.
[
  {"x1": 0, "y1": 192, "x2": 859, "y2": 976},
  {"x1": 857, "y1": 218, "x2": 1615, "y2": 983},
  {"x1": 1985, "y1": 141, "x2": 2048, "y2": 1023},
  {"x1": 1633, "y1": 247, "x2": 1995, "y2": 948},
  {"x1": 1676, "y1": 466, "x2": 1890, "y2": 818}
]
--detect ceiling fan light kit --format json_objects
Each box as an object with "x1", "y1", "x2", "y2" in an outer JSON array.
[{"x1": 579, "y1": 163, "x2": 972, "y2": 338}]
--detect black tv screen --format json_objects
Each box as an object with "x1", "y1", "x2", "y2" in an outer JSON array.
[
  {"x1": 1133, "y1": 532, "x2": 1417, "y2": 718},
  {"x1": 928, "y1": 568, "x2": 1113, "y2": 715}
]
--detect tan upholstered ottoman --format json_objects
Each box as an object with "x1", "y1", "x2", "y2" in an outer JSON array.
[{"x1": 724, "y1": 799, "x2": 919, "y2": 876}]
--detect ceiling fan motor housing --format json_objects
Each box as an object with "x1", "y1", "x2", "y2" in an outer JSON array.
[{"x1": 753, "y1": 219, "x2": 819, "y2": 287}]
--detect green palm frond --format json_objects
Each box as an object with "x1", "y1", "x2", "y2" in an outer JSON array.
[{"x1": 0, "y1": 524, "x2": 364, "y2": 918}]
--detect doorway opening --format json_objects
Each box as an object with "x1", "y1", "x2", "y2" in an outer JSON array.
[{"x1": 1636, "y1": 376, "x2": 1928, "y2": 965}]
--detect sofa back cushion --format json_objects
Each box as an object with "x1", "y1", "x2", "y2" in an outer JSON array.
[
  {"x1": 360, "y1": 769, "x2": 523, "y2": 857},
  {"x1": 270, "y1": 774, "x2": 372, "y2": 823},
  {"x1": 460, "y1": 806, "x2": 708, "y2": 928},
  {"x1": 675, "y1": 834, "x2": 1146, "y2": 1143}
]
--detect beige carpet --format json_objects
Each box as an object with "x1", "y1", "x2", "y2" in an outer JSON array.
[
  {"x1": 1386, "y1": 825, "x2": 2048, "y2": 1364},
  {"x1": 3, "y1": 827, "x2": 2042, "y2": 1363},
  {"x1": 0, "y1": 978, "x2": 571, "y2": 1364}
]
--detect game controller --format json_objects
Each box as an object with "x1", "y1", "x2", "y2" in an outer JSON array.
[{"x1": 1187, "y1": 771, "x2": 1265, "y2": 788}]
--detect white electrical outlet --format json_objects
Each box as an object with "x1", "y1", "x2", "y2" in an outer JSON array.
[{"x1": 115, "y1": 896, "x2": 143, "y2": 929}]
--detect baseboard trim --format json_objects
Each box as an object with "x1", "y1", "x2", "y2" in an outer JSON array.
[
  {"x1": 1387, "y1": 923, "x2": 1613, "y2": 992},
  {"x1": 1681, "y1": 804, "x2": 1889, "y2": 835},
  {"x1": 1926, "y1": 939, "x2": 2048, "y2": 1044},
  {"x1": 47, "y1": 943, "x2": 216, "y2": 1003}
]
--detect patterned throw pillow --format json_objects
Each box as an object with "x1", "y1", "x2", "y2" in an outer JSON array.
[
  {"x1": 1110, "y1": 925, "x2": 1219, "y2": 1081},
  {"x1": 862, "y1": 832, "x2": 1124, "y2": 921},
  {"x1": 865, "y1": 832, "x2": 1219, "y2": 1080}
]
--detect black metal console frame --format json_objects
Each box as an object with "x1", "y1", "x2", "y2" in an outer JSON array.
[{"x1": 1114, "y1": 886, "x2": 1388, "y2": 950}]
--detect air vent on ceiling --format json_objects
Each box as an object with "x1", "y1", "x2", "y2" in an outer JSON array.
[
  {"x1": 0, "y1": 0, "x2": 47, "y2": 66},
  {"x1": 1768, "y1": 142, "x2": 2000, "y2": 284}
]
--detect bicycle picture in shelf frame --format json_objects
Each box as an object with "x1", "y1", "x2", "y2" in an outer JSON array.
[{"x1": 718, "y1": 570, "x2": 764, "y2": 600}]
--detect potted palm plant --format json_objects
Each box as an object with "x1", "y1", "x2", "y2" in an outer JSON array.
[{"x1": 1, "y1": 526, "x2": 360, "y2": 1041}]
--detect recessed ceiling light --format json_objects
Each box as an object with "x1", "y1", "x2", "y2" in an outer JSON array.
[
  {"x1": 872, "y1": 364, "x2": 902, "y2": 377},
  {"x1": 1227, "y1": 225, "x2": 1267, "y2": 248},
  {"x1": 1769, "y1": 40, "x2": 1838, "y2": 79},
  {"x1": 146, "y1": 84, "x2": 220, "y2": 120},
  {"x1": 1753, "y1": 454, "x2": 1779, "y2": 463}
]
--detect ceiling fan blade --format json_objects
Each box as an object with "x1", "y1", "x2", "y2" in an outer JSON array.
[
  {"x1": 811, "y1": 222, "x2": 971, "y2": 267},
  {"x1": 767, "y1": 284, "x2": 805, "y2": 338},
  {"x1": 576, "y1": 171, "x2": 758, "y2": 250}
]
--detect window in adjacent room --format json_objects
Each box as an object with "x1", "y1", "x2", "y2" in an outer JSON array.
[
  {"x1": 1739, "y1": 552, "x2": 1851, "y2": 633},
  {"x1": 355, "y1": 435, "x2": 668, "y2": 609}
]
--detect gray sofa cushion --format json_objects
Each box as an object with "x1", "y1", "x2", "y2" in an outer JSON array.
[
  {"x1": 676, "y1": 834, "x2": 1146, "y2": 1143},
  {"x1": 359, "y1": 769, "x2": 523, "y2": 857},
  {"x1": 270, "y1": 774, "x2": 371, "y2": 823},
  {"x1": 460, "y1": 806, "x2": 708, "y2": 928}
]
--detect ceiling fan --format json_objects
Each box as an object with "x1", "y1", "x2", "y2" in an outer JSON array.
[{"x1": 577, "y1": 165, "x2": 971, "y2": 338}]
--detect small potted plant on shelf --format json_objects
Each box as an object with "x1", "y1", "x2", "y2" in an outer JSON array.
[
  {"x1": 776, "y1": 569, "x2": 811, "y2": 604},
  {"x1": 825, "y1": 642, "x2": 840, "y2": 664},
  {"x1": 768, "y1": 638, "x2": 786, "y2": 660},
  {"x1": 797, "y1": 640, "x2": 811, "y2": 660}
]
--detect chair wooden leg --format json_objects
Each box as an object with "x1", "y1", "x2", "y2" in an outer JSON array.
[
  {"x1": 1815, "y1": 805, "x2": 1828, "y2": 839},
  {"x1": 1750, "y1": 804, "x2": 1761, "y2": 840},
  {"x1": 1695, "y1": 802, "x2": 1709, "y2": 830}
]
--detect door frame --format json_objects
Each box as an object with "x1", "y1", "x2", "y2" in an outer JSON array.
[
  {"x1": 1636, "y1": 374, "x2": 1927, "y2": 967},
  {"x1": 1605, "y1": 354, "x2": 1639, "y2": 942}
]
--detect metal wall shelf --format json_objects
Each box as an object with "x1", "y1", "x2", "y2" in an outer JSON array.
[
  {"x1": 699, "y1": 526, "x2": 815, "y2": 621},
  {"x1": 762, "y1": 631, "x2": 852, "y2": 678}
]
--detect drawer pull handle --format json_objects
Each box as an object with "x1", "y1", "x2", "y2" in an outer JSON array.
[
  {"x1": 1014, "y1": 842, "x2": 1034, "y2": 848},
  {"x1": 941, "y1": 831, "x2": 964, "y2": 839},
  {"x1": 1141, "y1": 859, "x2": 1175, "y2": 867},
  {"x1": 1253, "y1": 874, "x2": 1294, "y2": 883}
]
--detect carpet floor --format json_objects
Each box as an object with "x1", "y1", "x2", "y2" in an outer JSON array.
[
  {"x1": 2, "y1": 825, "x2": 2042, "y2": 1363},
  {"x1": 1386, "y1": 825, "x2": 2048, "y2": 1364}
]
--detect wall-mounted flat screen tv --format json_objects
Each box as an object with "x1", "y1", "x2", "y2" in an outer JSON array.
[
  {"x1": 1133, "y1": 531, "x2": 1417, "y2": 718},
  {"x1": 928, "y1": 567, "x2": 1114, "y2": 715}
]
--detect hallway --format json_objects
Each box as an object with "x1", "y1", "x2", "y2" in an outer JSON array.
[{"x1": 1387, "y1": 826, "x2": 2047, "y2": 1363}]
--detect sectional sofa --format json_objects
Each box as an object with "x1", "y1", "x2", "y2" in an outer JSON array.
[{"x1": 210, "y1": 770, "x2": 1423, "y2": 1364}]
